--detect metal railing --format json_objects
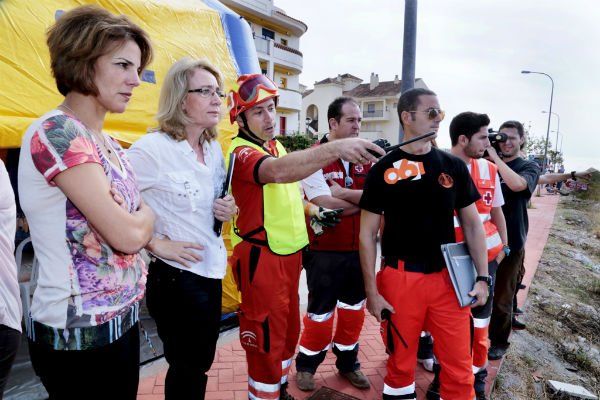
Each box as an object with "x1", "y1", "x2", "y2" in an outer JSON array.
[{"x1": 363, "y1": 110, "x2": 384, "y2": 118}]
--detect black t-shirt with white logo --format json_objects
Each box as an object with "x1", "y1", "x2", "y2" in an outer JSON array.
[
  {"x1": 359, "y1": 147, "x2": 480, "y2": 269},
  {"x1": 499, "y1": 157, "x2": 540, "y2": 252}
]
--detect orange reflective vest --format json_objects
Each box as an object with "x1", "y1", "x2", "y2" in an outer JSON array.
[{"x1": 454, "y1": 158, "x2": 503, "y2": 262}]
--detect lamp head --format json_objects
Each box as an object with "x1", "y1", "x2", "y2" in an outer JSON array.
[{"x1": 521, "y1": 70, "x2": 531, "y2": 74}]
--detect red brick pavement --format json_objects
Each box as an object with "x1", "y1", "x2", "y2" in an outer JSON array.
[{"x1": 137, "y1": 193, "x2": 559, "y2": 400}]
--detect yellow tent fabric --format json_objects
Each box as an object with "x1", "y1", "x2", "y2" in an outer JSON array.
[{"x1": 0, "y1": 0, "x2": 242, "y2": 313}]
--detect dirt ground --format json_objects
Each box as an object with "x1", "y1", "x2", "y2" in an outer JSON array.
[{"x1": 492, "y1": 187, "x2": 600, "y2": 399}]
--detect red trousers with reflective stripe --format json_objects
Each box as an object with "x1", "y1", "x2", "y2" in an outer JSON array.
[
  {"x1": 230, "y1": 242, "x2": 302, "y2": 398},
  {"x1": 378, "y1": 266, "x2": 475, "y2": 400}
]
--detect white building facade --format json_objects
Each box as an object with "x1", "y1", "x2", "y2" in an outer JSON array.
[
  {"x1": 220, "y1": 0, "x2": 307, "y2": 136},
  {"x1": 302, "y1": 73, "x2": 429, "y2": 145}
]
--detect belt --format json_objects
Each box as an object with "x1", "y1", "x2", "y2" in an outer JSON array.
[
  {"x1": 28, "y1": 302, "x2": 140, "y2": 351},
  {"x1": 384, "y1": 258, "x2": 443, "y2": 274}
]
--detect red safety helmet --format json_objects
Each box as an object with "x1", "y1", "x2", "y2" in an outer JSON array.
[{"x1": 227, "y1": 74, "x2": 279, "y2": 124}]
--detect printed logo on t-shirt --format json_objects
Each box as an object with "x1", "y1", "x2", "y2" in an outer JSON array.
[
  {"x1": 438, "y1": 173, "x2": 454, "y2": 188},
  {"x1": 237, "y1": 147, "x2": 254, "y2": 163},
  {"x1": 324, "y1": 171, "x2": 344, "y2": 180},
  {"x1": 383, "y1": 159, "x2": 425, "y2": 184}
]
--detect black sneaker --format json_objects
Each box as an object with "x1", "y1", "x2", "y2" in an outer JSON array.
[
  {"x1": 426, "y1": 380, "x2": 440, "y2": 400},
  {"x1": 512, "y1": 317, "x2": 526, "y2": 330},
  {"x1": 488, "y1": 344, "x2": 509, "y2": 360},
  {"x1": 517, "y1": 283, "x2": 526, "y2": 290}
]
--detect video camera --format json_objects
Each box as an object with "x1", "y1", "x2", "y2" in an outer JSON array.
[
  {"x1": 485, "y1": 129, "x2": 508, "y2": 158},
  {"x1": 367, "y1": 131, "x2": 437, "y2": 158}
]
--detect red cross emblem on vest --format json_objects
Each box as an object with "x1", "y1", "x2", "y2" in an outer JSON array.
[{"x1": 483, "y1": 191, "x2": 493, "y2": 206}]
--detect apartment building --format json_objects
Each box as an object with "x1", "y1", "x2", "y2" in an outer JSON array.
[
  {"x1": 219, "y1": 0, "x2": 307, "y2": 135},
  {"x1": 301, "y1": 73, "x2": 429, "y2": 145}
]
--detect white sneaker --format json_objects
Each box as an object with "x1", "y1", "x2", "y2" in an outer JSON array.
[{"x1": 418, "y1": 357, "x2": 434, "y2": 372}]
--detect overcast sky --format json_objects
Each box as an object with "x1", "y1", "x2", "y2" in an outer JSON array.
[{"x1": 275, "y1": 0, "x2": 599, "y2": 171}]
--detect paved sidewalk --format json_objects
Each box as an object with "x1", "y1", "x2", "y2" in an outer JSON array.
[{"x1": 137, "y1": 193, "x2": 560, "y2": 400}]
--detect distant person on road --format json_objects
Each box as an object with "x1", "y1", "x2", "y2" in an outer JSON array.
[
  {"x1": 0, "y1": 160, "x2": 22, "y2": 400},
  {"x1": 485, "y1": 120, "x2": 540, "y2": 360},
  {"x1": 295, "y1": 97, "x2": 372, "y2": 392},
  {"x1": 128, "y1": 57, "x2": 237, "y2": 400},
  {"x1": 359, "y1": 88, "x2": 489, "y2": 400},
  {"x1": 17, "y1": 6, "x2": 155, "y2": 398},
  {"x1": 225, "y1": 74, "x2": 384, "y2": 400}
]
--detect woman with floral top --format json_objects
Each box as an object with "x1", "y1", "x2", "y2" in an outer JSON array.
[
  {"x1": 128, "y1": 58, "x2": 236, "y2": 399},
  {"x1": 17, "y1": 5, "x2": 155, "y2": 398}
]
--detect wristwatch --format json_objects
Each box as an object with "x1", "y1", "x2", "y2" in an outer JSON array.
[
  {"x1": 476, "y1": 275, "x2": 492, "y2": 287},
  {"x1": 571, "y1": 171, "x2": 577, "y2": 181},
  {"x1": 502, "y1": 245, "x2": 511, "y2": 256}
]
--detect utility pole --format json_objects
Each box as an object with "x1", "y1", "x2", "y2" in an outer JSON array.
[{"x1": 399, "y1": 0, "x2": 417, "y2": 143}]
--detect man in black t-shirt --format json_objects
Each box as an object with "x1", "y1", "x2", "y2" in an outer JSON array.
[
  {"x1": 485, "y1": 120, "x2": 540, "y2": 360},
  {"x1": 359, "y1": 88, "x2": 489, "y2": 400}
]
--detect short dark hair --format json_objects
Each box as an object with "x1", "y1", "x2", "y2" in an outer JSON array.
[
  {"x1": 46, "y1": 5, "x2": 153, "y2": 96},
  {"x1": 498, "y1": 120, "x2": 524, "y2": 138},
  {"x1": 499, "y1": 120, "x2": 526, "y2": 149},
  {"x1": 327, "y1": 97, "x2": 358, "y2": 129},
  {"x1": 396, "y1": 88, "x2": 436, "y2": 127},
  {"x1": 449, "y1": 112, "x2": 490, "y2": 146}
]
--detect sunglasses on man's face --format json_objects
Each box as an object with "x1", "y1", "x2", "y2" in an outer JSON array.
[{"x1": 408, "y1": 108, "x2": 445, "y2": 121}]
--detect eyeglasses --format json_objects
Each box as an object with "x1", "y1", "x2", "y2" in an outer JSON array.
[
  {"x1": 237, "y1": 75, "x2": 278, "y2": 104},
  {"x1": 188, "y1": 87, "x2": 226, "y2": 98},
  {"x1": 408, "y1": 108, "x2": 445, "y2": 121}
]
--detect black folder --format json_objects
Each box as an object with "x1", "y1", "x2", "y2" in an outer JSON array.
[{"x1": 440, "y1": 242, "x2": 477, "y2": 307}]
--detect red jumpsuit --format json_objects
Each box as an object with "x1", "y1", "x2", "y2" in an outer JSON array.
[
  {"x1": 296, "y1": 146, "x2": 370, "y2": 374},
  {"x1": 228, "y1": 137, "x2": 303, "y2": 400}
]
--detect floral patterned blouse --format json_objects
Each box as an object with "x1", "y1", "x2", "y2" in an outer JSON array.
[{"x1": 18, "y1": 110, "x2": 146, "y2": 343}]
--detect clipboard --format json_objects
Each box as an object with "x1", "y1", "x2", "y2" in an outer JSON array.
[
  {"x1": 213, "y1": 154, "x2": 236, "y2": 236},
  {"x1": 440, "y1": 242, "x2": 477, "y2": 307}
]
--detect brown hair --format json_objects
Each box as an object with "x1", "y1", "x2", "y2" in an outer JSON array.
[
  {"x1": 46, "y1": 4, "x2": 153, "y2": 96},
  {"x1": 153, "y1": 57, "x2": 224, "y2": 142}
]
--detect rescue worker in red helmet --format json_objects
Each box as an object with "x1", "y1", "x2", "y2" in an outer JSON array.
[
  {"x1": 295, "y1": 97, "x2": 371, "y2": 392},
  {"x1": 426, "y1": 111, "x2": 509, "y2": 400},
  {"x1": 225, "y1": 74, "x2": 384, "y2": 400},
  {"x1": 359, "y1": 88, "x2": 489, "y2": 400}
]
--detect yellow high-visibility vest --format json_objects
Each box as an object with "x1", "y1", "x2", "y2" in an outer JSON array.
[{"x1": 226, "y1": 136, "x2": 308, "y2": 255}]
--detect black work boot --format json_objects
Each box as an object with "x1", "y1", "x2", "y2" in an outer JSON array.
[{"x1": 425, "y1": 363, "x2": 441, "y2": 400}]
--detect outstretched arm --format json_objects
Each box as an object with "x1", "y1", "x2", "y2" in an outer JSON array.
[
  {"x1": 538, "y1": 167, "x2": 597, "y2": 185},
  {"x1": 257, "y1": 138, "x2": 385, "y2": 184}
]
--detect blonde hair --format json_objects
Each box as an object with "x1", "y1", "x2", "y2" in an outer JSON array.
[
  {"x1": 154, "y1": 57, "x2": 224, "y2": 142},
  {"x1": 46, "y1": 4, "x2": 153, "y2": 96}
]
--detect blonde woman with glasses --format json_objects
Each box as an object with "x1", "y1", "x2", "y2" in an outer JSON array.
[{"x1": 128, "y1": 57, "x2": 236, "y2": 399}]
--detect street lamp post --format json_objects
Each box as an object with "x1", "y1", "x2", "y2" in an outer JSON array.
[
  {"x1": 542, "y1": 110, "x2": 560, "y2": 169},
  {"x1": 522, "y1": 70, "x2": 554, "y2": 174}
]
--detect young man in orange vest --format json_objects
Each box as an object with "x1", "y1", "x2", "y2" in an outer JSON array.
[
  {"x1": 295, "y1": 97, "x2": 371, "y2": 391},
  {"x1": 426, "y1": 112, "x2": 509, "y2": 400},
  {"x1": 226, "y1": 75, "x2": 384, "y2": 400}
]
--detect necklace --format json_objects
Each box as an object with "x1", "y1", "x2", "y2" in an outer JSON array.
[{"x1": 60, "y1": 103, "x2": 113, "y2": 158}]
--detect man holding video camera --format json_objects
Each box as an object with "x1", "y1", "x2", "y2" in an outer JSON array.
[{"x1": 485, "y1": 120, "x2": 540, "y2": 360}]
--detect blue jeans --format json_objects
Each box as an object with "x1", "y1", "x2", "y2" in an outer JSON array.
[{"x1": 146, "y1": 258, "x2": 222, "y2": 400}]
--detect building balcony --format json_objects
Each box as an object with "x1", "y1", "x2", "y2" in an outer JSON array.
[
  {"x1": 362, "y1": 110, "x2": 390, "y2": 121},
  {"x1": 359, "y1": 130, "x2": 384, "y2": 141},
  {"x1": 277, "y1": 87, "x2": 301, "y2": 111},
  {"x1": 253, "y1": 37, "x2": 303, "y2": 72}
]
